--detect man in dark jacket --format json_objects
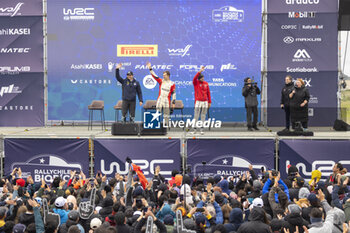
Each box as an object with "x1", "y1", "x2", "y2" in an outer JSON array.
[
  {"x1": 114, "y1": 212, "x2": 132, "y2": 233},
  {"x1": 237, "y1": 207, "x2": 271, "y2": 233},
  {"x1": 115, "y1": 63, "x2": 143, "y2": 123},
  {"x1": 280, "y1": 75, "x2": 294, "y2": 131},
  {"x1": 242, "y1": 77, "x2": 261, "y2": 131}
]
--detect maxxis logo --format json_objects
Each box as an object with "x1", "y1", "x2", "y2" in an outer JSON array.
[{"x1": 283, "y1": 36, "x2": 294, "y2": 44}]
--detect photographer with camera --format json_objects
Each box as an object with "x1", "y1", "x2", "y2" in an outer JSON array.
[
  {"x1": 280, "y1": 75, "x2": 294, "y2": 132},
  {"x1": 242, "y1": 77, "x2": 261, "y2": 131},
  {"x1": 289, "y1": 78, "x2": 310, "y2": 131}
]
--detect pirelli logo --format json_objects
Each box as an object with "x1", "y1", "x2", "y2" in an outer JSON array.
[{"x1": 117, "y1": 45, "x2": 158, "y2": 57}]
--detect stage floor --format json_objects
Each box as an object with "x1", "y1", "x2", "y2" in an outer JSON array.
[{"x1": 1, "y1": 126, "x2": 349, "y2": 140}]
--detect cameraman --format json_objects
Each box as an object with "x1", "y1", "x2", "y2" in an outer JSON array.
[{"x1": 242, "y1": 77, "x2": 260, "y2": 131}]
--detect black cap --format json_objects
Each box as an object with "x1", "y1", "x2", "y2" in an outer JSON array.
[
  {"x1": 127, "y1": 71, "x2": 133, "y2": 76},
  {"x1": 68, "y1": 210, "x2": 79, "y2": 221}
]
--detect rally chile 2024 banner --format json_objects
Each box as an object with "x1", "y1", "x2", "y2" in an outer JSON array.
[
  {"x1": 279, "y1": 139, "x2": 350, "y2": 180},
  {"x1": 47, "y1": 0, "x2": 262, "y2": 122},
  {"x1": 0, "y1": 0, "x2": 44, "y2": 126},
  {"x1": 94, "y1": 139, "x2": 181, "y2": 179},
  {"x1": 4, "y1": 139, "x2": 89, "y2": 183},
  {"x1": 187, "y1": 139, "x2": 274, "y2": 179},
  {"x1": 267, "y1": 0, "x2": 338, "y2": 126}
]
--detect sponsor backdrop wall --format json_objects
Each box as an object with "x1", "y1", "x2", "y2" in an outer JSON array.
[
  {"x1": 279, "y1": 139, "x2": 350, "y2": 180},
  {"x1": 0, "y1": 0, "x2": 44, "y2": 126},
  {"x1": 47, "y1": 0, "x2": 262, "y2": 122},
  {"x1": 187, "y1": 139, "x2": 274, "y2": 179},
  {"x1": 266, "y1": 0, "x2": 338, "y2": 126},
  {"x1": 94, "y1": 139, "x2": 181, "y2": 179},
  {"x1": 4, "y1": 138, "x2": 89, "y2": 182}
]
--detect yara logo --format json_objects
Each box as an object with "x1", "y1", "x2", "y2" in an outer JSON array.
[
  {"x1": 286, "y1": 160, "x2": 350, "y2": 177},
  {"x1": 168, "y1": 45, "x2": 192, "y2": 57},
  {"x1": 0, "y1": 3, "x2": 24, "y2": 17},
  {"x1": 100, "y1": 159, "x2": 174, "y2": 176}
]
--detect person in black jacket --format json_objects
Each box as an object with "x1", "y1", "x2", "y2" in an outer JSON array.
[
  {"x1": 280, "y1": 75, "x2": 294, "y2": 131},
  {"x1": 115, "y1": 63, "x2": 143, "y2": 123},
  {"x1": 237, "y1": 207, "x2": 271, "y2": 233},
  {"x1": 242, "y1": 77, "x2": 261, "y2": 131},
  {"x1": 289, "y1": 79, "x2": 310, "y2": 131}
]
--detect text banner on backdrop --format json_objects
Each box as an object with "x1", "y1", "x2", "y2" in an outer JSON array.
[
  {"x1": 94, "y1": 139, "x2": 181, "y2": 179},
  {"x1": 187, "y1": 139, "x2": 274, "y2": 179},
  {"x1": 267, "y1": 0, "x2": 338, "y2": 14},
  {"x1": 47, "y1": 0, "x2": 262, "y2": 121},
  {"x1": 267, "y1": 13, "x2": 338, "y2": 72},
  {"x1": 279, "y1": 140, "x2": 350, "y2": 180},
  {"x1": 267, "y1": 71, "x2": 338, "y2": 126},
  {"x1": 0, "y1": 17, "x2": 44, "y2": 70},
  {"x1": 0, "y1": 73, "x2": 44, "y2": 126},
  {"x1": 0, "y1": 0, "x2": 43, "y2": 17},
  {"x1": 4, "y1": 139, "x2": 89, "y2": 182}
]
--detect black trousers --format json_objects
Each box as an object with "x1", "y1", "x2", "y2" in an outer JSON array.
[
  {"x1": 246, "y1": 106, "x2": 258, "y2": 128},
  {"x1": 122, "y1": 100, "x2": 136, "y2": 121},
  {"x1": 284, "y1": 106, "x2": 291, "y2": 129}
]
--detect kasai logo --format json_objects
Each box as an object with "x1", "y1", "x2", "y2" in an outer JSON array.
[
  {"x1": 168, "y1": 45, "x2": 192, "y2": 57},
  {"x1": 0, "y1": 3, "x2": 24, "y2": 17},
  {"x1": 143, "y1": 75, "x2": 157, "y2": 89},
  {"x1": 283, "y1": 36, "x2": 294, "y2": 44},
  {"x1": 11, "y1": 155, "x2": 82, "y2": 182},
  {"x1": 212, "y1": 6, "x2": 244, "y2": 23},
  {"x1": 192, "y1": 155, "x2": 267, "y2": 179},
  {"x1": 63, "y1": 8, "x2": 95, "y2": 21}
]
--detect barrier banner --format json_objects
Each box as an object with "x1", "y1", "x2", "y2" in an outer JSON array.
[
  {"x1": 4, "y1": 139, "x2": 89, "y2": 182},
  {"x1": 0, "y1": 0, "x2": 43, "y2": 17},
  {"x1": 0, "y1": 73, "x2": 44, "y2": 126},
  {"x1": 266, "y1": 71, "x2": 337, "y2": 126},
  {"x1": 279, "y1": 139, "x2": 350, "y2": 180},
  {"x1": 94, "y1": 139, "x2": 181, "y2": 179},
  {"x1": 47, "y1": 0, "x2": 262, "y2": 121},
  {"x1": 187, "y1": 139, "x2": 274, "y2": 179}
]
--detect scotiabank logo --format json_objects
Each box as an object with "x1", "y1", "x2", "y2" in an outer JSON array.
[
  {"x1": 0, "y1": 66, "x2": 30, "y2": 74},
  {"x1": 289, "y1": 11, "x2": 316, "y2": 18},
  {"x1": 0, "y1": 3, "x2": 24, "y2": 17},
  {"x1": 117, "y1": 45, "x2": 158, "y2": 57},
  {"x1": 0, "y1": 28, "x2": 30, "y2": 36},
  {"x1": 0, "y1": 48, "x2": 31, "y2": 53},
  {"x1": 286, "y1": 0, "x2": 319, "y2": 4}
]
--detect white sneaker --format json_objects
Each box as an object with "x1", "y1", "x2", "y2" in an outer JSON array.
[
  {"x1": 200, "y1": 129, "x2": 204, "y2": 135},
  {"x1": 191, "y1": 129, "x2": 197, "y2": 135}
]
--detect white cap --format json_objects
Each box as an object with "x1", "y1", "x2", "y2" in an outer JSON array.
[
  {"x1": 252, "y1": 198, "x2": 264, "y2": 207},
  {"x1": 90, "y1": 218, "x2": 102, "y2": 229},
  {"x1": 55, "y1": 196, "x2": 66, "y2": 208}
]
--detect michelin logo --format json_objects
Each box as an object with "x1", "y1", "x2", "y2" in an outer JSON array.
[{"x1": 212, "y1": 6, "x2": 244, "y2": 23}]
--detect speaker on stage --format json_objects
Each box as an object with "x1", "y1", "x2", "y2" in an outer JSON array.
[
  {"x1": 339, "y1": 0, "x2": 350, "y2": 30},
  {"x1": 111, "y1": 122, "x2": 139, "y2": 135},
  {"x1": 140, "y1": 124, "x2": 167, "y2": 135},
  {"x1": 333, "y1": 119, "x2": 350, "y2": 131}
]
